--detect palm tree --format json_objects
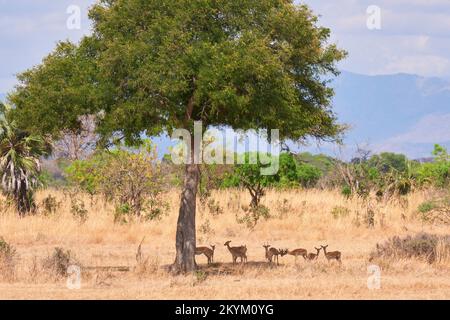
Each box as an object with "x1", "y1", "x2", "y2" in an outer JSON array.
[{"x1": 0, "y1": 103, "x2": 49, "y2": 215}]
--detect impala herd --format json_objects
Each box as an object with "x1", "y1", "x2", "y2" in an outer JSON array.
[{"x1": 195, "y1": 241, "x2": 342, "y2": 266}]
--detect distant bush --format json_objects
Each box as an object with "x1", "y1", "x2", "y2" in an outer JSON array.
[
  {"x1": 370, "y1": 233, "x2": 450, "y2": 264},
  {"x1": 42, "y1": 247, "x2": 78, "y2": 278},
  {"x1": 0, "y1": 237, "x2": 17, "y2": 281},
  {"x1": 414, "y1": 145, "x2": 450, "y2": 188},
  {"x1": 296, "y1": 164, "x2": 322, "y2": 188},
  {"x1": 416, "y1": 197, "x2": 450, "y2": 224},
  {"x1": 40, "y1": 194, "x2": 61, "y2": 216},
  {"x1": 65, "y1": 141, "x2": 169, "y2": 221},
  {"x1": 70, "y1": 198, "x2": 88, "y2": 223},
  {"x1": 418, "y1": 201, "x2": 438, "y2": 214},
  {"x1": 331, "y1": 206, "x2": 350, "y2": 219},
  {"x1": 236, "y1": 204, "x2": 271, "y2": 229}
]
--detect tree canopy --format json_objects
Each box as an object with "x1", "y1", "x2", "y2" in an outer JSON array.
[{"x1": 11, "y1": 0, "x2": 346, "y2": 144}]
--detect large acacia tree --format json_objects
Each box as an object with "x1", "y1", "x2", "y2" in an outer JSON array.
[{"x1": 10, "y1": 0, "x2": 346, "y2": 272}]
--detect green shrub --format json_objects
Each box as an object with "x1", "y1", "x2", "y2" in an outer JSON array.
[
  {"x1": 418, "y1": 201, "x2": 437, "y2": 214},
  {"x1": 296, "y1": 163, "x2": 322, "y2": 188}
]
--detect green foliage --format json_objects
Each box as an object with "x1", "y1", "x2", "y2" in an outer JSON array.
[
  {"x1": 64, "y1": 153, "x2": 108, "y2": 196},
  {"x1": 418, "y1": 201, "x2": 437, "y2": 214},
  {"x1": 336, "y1": 150, "x2": 416, "y2": 201},
  {"x1": 0, "y1": 105, "x2": 50, "y2": 215},
  {"x1": 223, "y1": 152, "x2": 322, "y2": 191},
  {"x1": 341, "y1": 185, "x2": 352, "y2": 199},
  {"x1": 414, "y1": 145, "x2": 449, "y2": 188},
  {"x1": 66, "y1": 141, "x2": 169, "y2": 221},
  {"x1": 368, "y1": 152, "x2": 408, "y2": 173},
  {"x1": 11, "y1": 0, "x2": 346, "y2": 148},
  {"x1": 37, "y1": 169, "x2": 66, "y2": 189},
  {"x1": 296, "y1": 163, "x2": 322, "y2": 188},
  {"x1": 224, "y1": 152, "x2": 276, "y2": 207},
  {"x1": 295, "y1": 152, "x2": 335, "y2": 174},
  {"x1": 114, "y1": 203, "x2": 131, "y2": 224}
]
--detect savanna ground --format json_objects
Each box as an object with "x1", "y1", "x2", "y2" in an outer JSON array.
[{"x1": 0, "y1": 188, "x2": 449, "y2": 300}]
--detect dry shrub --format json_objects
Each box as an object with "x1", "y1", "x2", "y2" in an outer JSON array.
[
  {"x1": 276, "y1": 198, "x2": 293, "y2": 219},
  {"x1": 134, "y1": 238, "x2": 159, "y2": 278},
  {"x1": 42, "y1": 247, "x2": 79, "y2": 278},
  {"x1": 330, "y1": 206, "x2": 350, "y2": 219},
  {"x1": 28, "y1": 256, "x2": 40, "y2": 283},
  {"x1": 236, "y1": 204, "x2": 271, "y2": 229},
  {"x1": 0, "y1": 237, "x2": 17, "y2": 282},
  {"x1": 70, "y1": 198, "x2": 88, "y2": 223},
  {"x1": 207, "y1": 199, "x2": 223, "y2": 216},
  {"x1": 192, "y1": 270, "x2": 208, "y2": 286},
  {"x1": 371, "y1": 233, "x2": 450, "y2": 264},
  {"x1": 40, "y1": 194, "x2": 61, "y2": 216},
  {"x1": 417, "y1": 197, "x2": 450, "y2": 225}
]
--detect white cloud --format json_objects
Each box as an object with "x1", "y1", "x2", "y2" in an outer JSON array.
[{"x1": 301, "y1": 0, "x2": 450, "y2": 78}]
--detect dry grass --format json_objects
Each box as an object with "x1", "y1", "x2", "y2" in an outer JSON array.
[{"x1": 0, "y1": 188, "x2": 449, "y2": 299}]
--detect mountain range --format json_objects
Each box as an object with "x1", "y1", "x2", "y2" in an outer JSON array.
[
  {"x1": 1, "y1": 71, "x2": 449, "y2": 159},
  {"x1": 330, "y1": 71, "x2": 450, "y2": 158}
]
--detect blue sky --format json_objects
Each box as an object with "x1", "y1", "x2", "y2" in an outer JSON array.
[{"x1": 2, "y1": 0, "x2": 450, "y2": 92}]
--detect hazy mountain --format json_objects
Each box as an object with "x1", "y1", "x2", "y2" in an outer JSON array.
[
  {"x1": 1, "y1": 72, "x2": 448, "y2": 159},
  {"x1": 329, "y1": 71, "x2": 450, "y2": 158},
  {"x1": 0, "y1": 93, "x2": 5, "y2": 103}
]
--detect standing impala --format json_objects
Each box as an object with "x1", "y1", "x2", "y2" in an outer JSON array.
[
  {"x1": 195, "y1": 245, "x2": 215, "y2": 265},
  {"x1": 263, "y1": 244, "x2": 287, "y2": 266},
  {"x1": 224, "y1": 241, "x2": 247, "y2": 264},
  {"x1": 306, "y1": 247, "x2": 321, "y2": 261},
  {"x1": 321, "y1": 245, "x2": 342, "y2": 263},
  {"x1": 287, "y1": 247, "x2": 308, "y2": 263}
]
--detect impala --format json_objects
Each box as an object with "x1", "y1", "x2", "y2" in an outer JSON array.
[
  {"x1": 263, "y1": 244, "x2": 287, "y2": 265},
  {"x1": 224, "y1": 241, "x2": 247, "y2": 264},
  {"x1": 195, "y1": 245, "x2": 215, "y2": 265},
  {"x1": 287, "y1": 247, "x2": 308, "y2": 263},
  {"x1": 306, "y1": 247, "x2": 321, "y2": 261},
  {"x1": 321, "y1": 245, "x2": 342, "y2": 263}
]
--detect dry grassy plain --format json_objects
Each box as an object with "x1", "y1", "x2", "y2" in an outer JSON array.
[{"x1": 0, "y1": 188, "x2": 449, "y2": 300}]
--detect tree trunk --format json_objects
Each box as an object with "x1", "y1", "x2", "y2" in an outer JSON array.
[
  {"x1": 171, "y1": 143, "x2": 200, "y2": 273},
  {"x1": 17, "y1": 180, "x2": 31, "y2": 217}
]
